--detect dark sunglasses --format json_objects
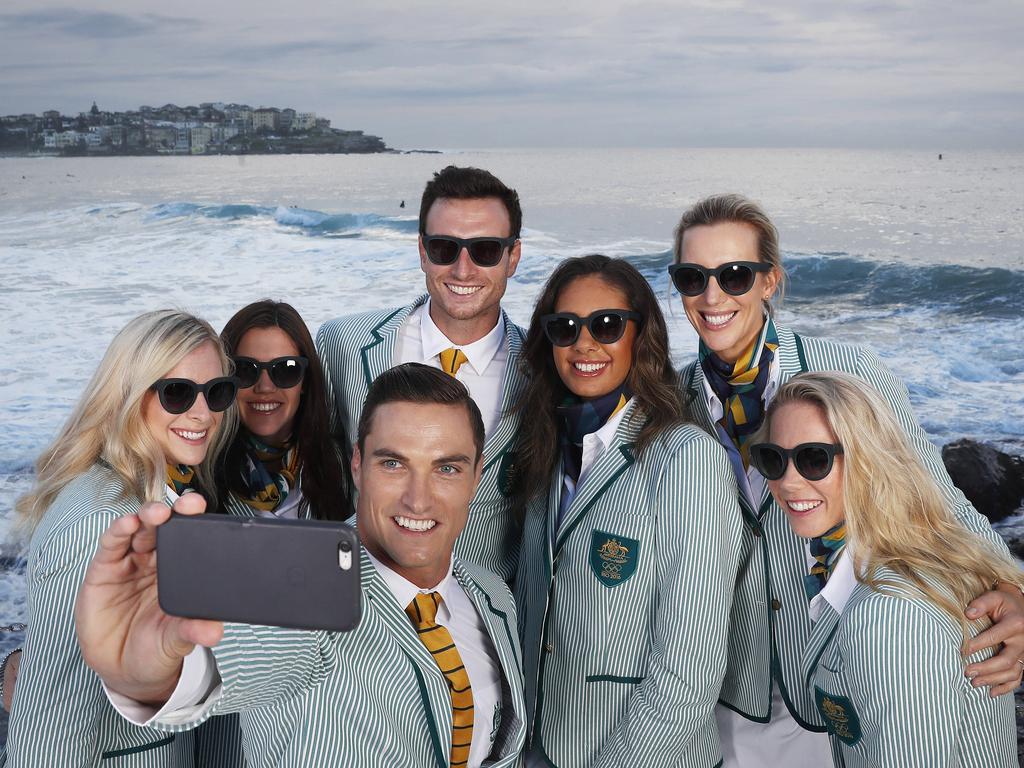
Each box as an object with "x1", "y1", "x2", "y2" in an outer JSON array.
[
  {"x1": 540, "y1": 309, "x2": 642, "y2": 347},
  {"x1": 422, "y1": 235, "x2": 517, "y2": 267},
  {"x1": 232, "y1": 356, "x2": 308, "y2": 389},
  {"x1": 669, "y1": 261, "x2": 772, "y2": 297},
  {"x1": 151, "y1": 377, "x2": 238, "y2": 415},
  {"x1": 749, "y1": 442, "x2": 844, "y2": 482}
]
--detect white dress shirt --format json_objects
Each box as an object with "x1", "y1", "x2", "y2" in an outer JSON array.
[
  {"x1": 107, "y1": 551, "x2": 503, "y2": 768},
  {"x1": 807, "y1": 545, "x2": 858, "y2": 623},
  {"x1": 394, "y1": 301, "x2": 507, "y2": 439}
]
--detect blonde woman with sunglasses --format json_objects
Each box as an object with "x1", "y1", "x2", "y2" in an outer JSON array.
[
  {"x1": 4, "y1": 310, "x2": 240, "y2": 768},
  {"x1": 670, "y1": 194, "x2": 1024, "y2": 767},
  {"x1": 749, "y1": 371, "x2": 1020, "y2": 766}
]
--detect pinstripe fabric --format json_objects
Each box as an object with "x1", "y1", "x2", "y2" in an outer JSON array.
[
  {"x1": 150, "y1": 550, "x2": 526, "y2": 768},
  {"x1": 682, "y1": 324, "x2": 1011, "y2": 729},
  {"x1": 516, "y1": 400, "x2": 743, "y2": 768},
  {"x1": 803, "y1": 569, "x2": 1016, "y2": 767},
  {"x1": 315, "y1": 296, "x2": 528, "y2": 581},
  {"x1": 4, "y1": 463, "x2": 200, "y2": 768}
]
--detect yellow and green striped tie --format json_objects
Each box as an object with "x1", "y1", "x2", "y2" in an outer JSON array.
[
  {"x1": 406, "y1": 592, "x2": 474, "y2": 767},
  {"x1": 439, "y1": 347, "x2": 469, "y2": 377}
]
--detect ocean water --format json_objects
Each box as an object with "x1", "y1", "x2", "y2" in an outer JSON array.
[{"x1": 0, "y1": 148, "x2": 1022, "y2": 721}]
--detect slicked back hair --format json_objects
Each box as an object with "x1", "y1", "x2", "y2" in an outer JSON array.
[
  {"x1": 357, "y1": 363, "x2": 485, "y2": 463},
  {"x1": 419, "y1": 165, "x2": 522, "y2": 240}
]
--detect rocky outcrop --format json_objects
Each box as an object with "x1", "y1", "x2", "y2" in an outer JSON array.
[{"x1": 941, "y1": 439, "x2": 1024, "y2": 524}]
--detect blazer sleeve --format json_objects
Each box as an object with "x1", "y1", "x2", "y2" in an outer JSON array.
[
  {"x1": 854, "y1": 347, "x2": 1008, "y2": 555},
  {"x1": 593, "y1": 435, "x2": 743, "y2": 767},
  {"x1": 315, "y1": 320, "x2": 350, "y2": 447},
  {"x1": 840, "y1": 595, "x2": 964, "y2": 767},
  {"x1": 7, "y1": 515, "x2": 122, "y2": 767},
  {"x1": 150, "y1": 621, "x2": 344, "y2": 732}
]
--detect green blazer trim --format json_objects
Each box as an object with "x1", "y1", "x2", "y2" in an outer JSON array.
[{"x1": 101, "y1": 735, "x2": 176, "y2": 760}]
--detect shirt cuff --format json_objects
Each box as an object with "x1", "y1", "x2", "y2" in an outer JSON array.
[{"x1": 104, "y1": 646, "x2": 222, "y2": 726}]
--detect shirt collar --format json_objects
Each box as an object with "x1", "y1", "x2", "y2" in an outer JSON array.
[
  {"x1": 700, "y1": 354, "x2": 781, "y2": 417},
  {"x1": 807, "y1": 543, "x2": 859, "y2": 623},
  {"x1": 365, "y1": 547, "x2": 457, "y2": 623},
  {"x1": 419, "y1": 299, "x2": 506, "y2": 375},
  {"x1": 585, "y1": 396, "x2": 632, "y2": 452}
]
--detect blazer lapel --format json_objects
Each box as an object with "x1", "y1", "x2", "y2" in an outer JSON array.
[
  {"x1": 684, "y1": 363, "x2": 719, "y2": 437},
  {"x1": 801, "y1": 601, "x2": 843, "y2": 689},
  {"x1": 359, "y1": 296, "x2": 426, "y2": 390},
  {"x1": 360, "y1": 550, "x2": 452, "y2": 764},
  {"x1": 553, "y1": 401, "x2": 642, "y2": 554},
  {"x1": 454, "y1": 563, "x2": 526, "y2": 762},
  {"x1": 481, "y1": 313, "x2": 528, "y2": 466}
]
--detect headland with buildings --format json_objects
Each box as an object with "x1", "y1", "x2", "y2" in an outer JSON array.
[{"x1": 0, "y1": 102, "x2": 390, "y2": 156}]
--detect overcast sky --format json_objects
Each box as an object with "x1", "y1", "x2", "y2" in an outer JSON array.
[{"x1": 2, "y1": 0, "x2": 1022, "y2": 149}]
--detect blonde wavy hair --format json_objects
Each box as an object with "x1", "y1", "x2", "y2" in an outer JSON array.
[
  {"x1": 15, "y1": 310, "x2": 237, "y2": 534},
  {"x1": 757, "y1": 371, "x2": 1022, "y2": 639}
]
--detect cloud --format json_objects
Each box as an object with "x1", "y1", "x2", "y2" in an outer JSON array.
[{"x1": 0, "y1": 8, "x2": 199, "y2": 39}]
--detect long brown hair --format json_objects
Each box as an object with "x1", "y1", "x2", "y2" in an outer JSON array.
[
  {"x1": 514, "y1": 255, "x2": 687, "y2": 508},
  {"x1": 219, "y1": 300, "x2": 353, "y2": 520}
]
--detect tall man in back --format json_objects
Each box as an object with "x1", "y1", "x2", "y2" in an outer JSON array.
[{"x1": 317, "y1": 166, "x2": 527, "y2": 580}]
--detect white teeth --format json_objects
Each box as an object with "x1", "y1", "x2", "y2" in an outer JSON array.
[
  {"x1": 174, "y1": 429, "x2": 207, "y2": 441},
  {"x1": 574, "y1": 361, "x2": 607, "y2": 373},
  {"x1": 703, "y1": 312, "x2": 736, "y2": 328},
  {"x1": 789, "y1": 501, "x2": 822, "y2": 512},
  {"x1": 447, "y1": 284, "x2": 481, "y2": 296},
  {"x1": 394, "y1": 515, "x2": 437, "y2": 532},
  {"x1": 250, "y1": 402, "x2": 281, "y2": 412}
]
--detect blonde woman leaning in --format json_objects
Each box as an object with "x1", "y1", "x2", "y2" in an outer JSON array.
[
  {"x1": 4, "y1": 310, "x2": 240, "y2": 768},
  {"x1": 749, "y1": 372, "x2": 1021, "y2": 767}
]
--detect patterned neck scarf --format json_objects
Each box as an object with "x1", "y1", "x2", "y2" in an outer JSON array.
[
  {"x1": 699, "y1": 316, "x2": 779, "y2": 469},
  {"x1": 556, "y1": 384, "x2": 631, "y2": 483},
  {"x1": 236, "y1": 432, "x2": 301, "y2": 513},
  {"x1": 804, "y1": 522, "x2": 847, "y2": 600},
  {"x1": 166, "y1": 464, "x2": 197, "y2": 497}
]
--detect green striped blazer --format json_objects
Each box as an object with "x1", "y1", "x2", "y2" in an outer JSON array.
[
  {"x1": 681, "y1": 324, "x2": 1010, "y2": 730},
  {"x1": 3, "y1": 463, "x2": 240, "y2": 768},
  {"x1": 516, "y1": 400, "x2": 743, "y2": 768},
  {"x1": 315, "y1": 295, "x2": 528, "y2": 581},
  {"x1": 803, "y1": 569, "x2": 1016, "y2": 767},
  {"x1": 151, "y1": 549, "x2": 526, "y2": 768}
]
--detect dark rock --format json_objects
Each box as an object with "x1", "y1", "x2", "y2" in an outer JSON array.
[{"x1": 942, "y1": 439, "x2": 1024, "y2": 523}]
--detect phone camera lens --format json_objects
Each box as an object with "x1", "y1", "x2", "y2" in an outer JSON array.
[{"x1": 339, "y1": 539, "x2": 352, "y2": 553}]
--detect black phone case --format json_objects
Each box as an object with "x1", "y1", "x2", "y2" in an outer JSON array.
[{"x1": 157, "y1": 513, "x2": 361, "y2": 632}]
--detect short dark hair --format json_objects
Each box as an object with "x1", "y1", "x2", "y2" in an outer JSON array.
[
  {"x1": 419, "y1": 165, "x2": 522, "y2": 240},
  {"x1": 357, "y1": 363, "x2": 486, "y2": 462}
]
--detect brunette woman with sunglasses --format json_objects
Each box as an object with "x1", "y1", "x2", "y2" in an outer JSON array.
[
  {"x1": 514, "y1": 255, "x2": 743, "y2": 768},
  {"x1": 669, "y1": 194, "x2": 1024, "y2": 767},
  {"x1": 218, "y1": 300, "x2": 353, "y2": 521},
  {"x1": 749, "y1": 372, "x2": 1019, "y2": 767},
  {"x1": 5, "y1": 310, "x2": 240, "y2": 767}
]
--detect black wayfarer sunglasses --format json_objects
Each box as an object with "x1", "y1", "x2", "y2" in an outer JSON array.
[
  {"x1": 540, "y1": 309, "x2": 642, "y2": 347},
  {"x1": 669, "y1": 261, "x2": 772, "y2": 297},
  {"x1": 749, "y1": 442, "x2": 844, "y2": 481},
  {"x1": 422, "y1": 235, "x2": 517, "y2": 268},
  {"x1": 151, "y1": 377, "x2": 239, "y2": 415},
  {"x1": 232, "y1": 356, "x2": 308, "y2": 389}
]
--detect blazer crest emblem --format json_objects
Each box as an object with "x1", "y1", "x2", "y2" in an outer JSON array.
[
  {"x1": 589, "y1": 530, "x2": 639, "y2": 587},
  {"x1": 814, "y1": 686, "x2": 862, "y2": 746}
]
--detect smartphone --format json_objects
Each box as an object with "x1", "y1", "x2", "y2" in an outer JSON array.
[{"x1": 157, "y1": 513, "x2": 361, "y2": 632}]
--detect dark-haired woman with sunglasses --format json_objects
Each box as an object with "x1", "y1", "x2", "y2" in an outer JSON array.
[
  {"x1": 749, "y1": 372, "x2": 1019, "y2": 767},
  {"x1": 218, "y1": 300, "x2": 353, "y2": 521},
  {"x1": 6, "y1": 310, "x2": 240, "y2": 767},
  {"x1": 514, "y1": 255, "x2": 743, "y2": 768},
  {"x1": 669, "y1": 194, "x2": 1024, "y2": 767}
]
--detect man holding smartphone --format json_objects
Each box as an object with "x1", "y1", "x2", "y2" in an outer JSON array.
[
  {"x1": 317, "y1": 165, "x2": 527, "y2": 582},
  {"x1": 74, "y1": 364, "x2": 527, "y2": 768}
]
